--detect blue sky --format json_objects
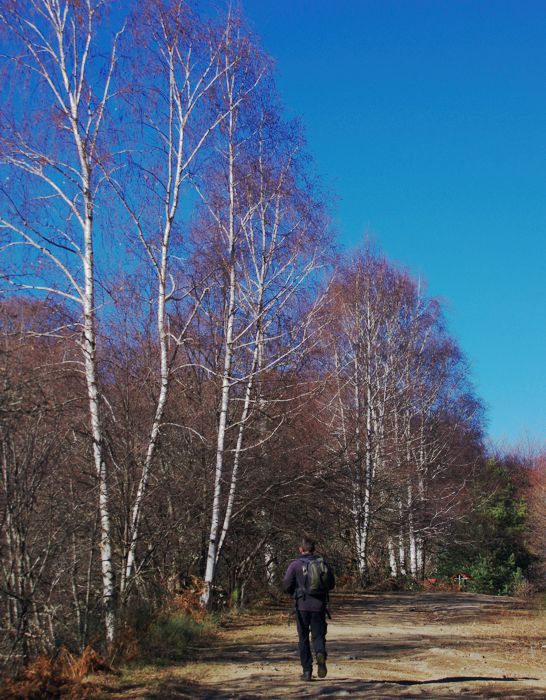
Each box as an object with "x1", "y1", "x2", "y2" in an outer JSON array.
[{"x1": 241, "y1": 0, "x2": 546, "y2": 447}]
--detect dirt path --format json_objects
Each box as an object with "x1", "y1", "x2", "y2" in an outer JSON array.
[{"x1": 93, "y1": 592, "x2": 546, "y2": 699}]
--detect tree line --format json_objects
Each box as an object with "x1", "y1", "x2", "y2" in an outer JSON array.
[{"x1": 1, "y1": 0, "x2": 543, "y2": 667}]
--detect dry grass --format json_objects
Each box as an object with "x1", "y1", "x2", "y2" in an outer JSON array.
[
  {"x1": 170, "y1": 577, "x2": 208, "y2": 623},
  {"x1": 0, "y1": 583, "x2": 214, "y2": 699},
  {"x1": 0, "y1": 646, "x2": 113, "y2": 699}
]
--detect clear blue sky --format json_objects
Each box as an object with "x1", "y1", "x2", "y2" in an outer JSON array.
[{"x1": 241, "y1": 0, "x2": 546, "y2": 448}]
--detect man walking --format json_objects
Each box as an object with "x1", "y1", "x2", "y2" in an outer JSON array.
[{"x1": 282, "y1": 536, "x2": 335, "y2": 681}]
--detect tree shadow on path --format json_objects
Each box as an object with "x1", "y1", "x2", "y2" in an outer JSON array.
[
  {"x1": 142, "y1": 674, "x2": 544, "y2": 699},
  {"x1": 96, "y1": 593, "x2": 545, "y2": 700}
]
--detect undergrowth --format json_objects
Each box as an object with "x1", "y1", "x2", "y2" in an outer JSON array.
[
  {"x1": 0, "y1": 581, "x2": 217, "y2": 698},
  {"x1": 0, "y1": 647, "x2": 112, "y2": 699}
]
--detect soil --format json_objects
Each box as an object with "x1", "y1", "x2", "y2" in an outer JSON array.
[{"x1": 91, "y1": 592, "x2": 546, "y2": 699}]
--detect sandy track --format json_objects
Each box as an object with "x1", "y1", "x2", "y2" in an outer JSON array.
[{"x1": 94, "y1": 592, "x2": 546, "y2": 699}]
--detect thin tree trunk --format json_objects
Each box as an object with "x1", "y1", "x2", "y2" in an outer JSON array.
[
  {"x1": 122, "y1": 225, "x2": 171, "y2": 594},
  {"x1": 82, "y1": 247, "x2": 115, "y2": 642},
  {"x1": 201, "y1": 90, "x2": 237, "y2": 607},
  {"x1": 398, "y1": 498, "x2": 407, "y2": 576},
  {"x1": 387, "y1": 537, "x2": 397, "y2": 577},
  {"x1": 215, "y1": 334, "x2": 261, "y2": 563},
  {"x1": 408, "y1": 484, "x2": 418, "y2": 578}
]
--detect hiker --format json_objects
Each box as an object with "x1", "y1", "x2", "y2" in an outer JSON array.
[{"x1": 282, "y1": 536, "x2": 335, "y2": 681}]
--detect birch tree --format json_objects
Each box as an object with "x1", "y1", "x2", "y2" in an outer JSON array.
[
  {"x1": 390, "y1": 281, "x2": 482, "y2": 579},
  {"x1": 322, "y1": 249, "x2": 481, "y2": 584},
  {"x1": 195, "y1": 73, "x2": 328, "y2": 604},
  {"x1": 324, "y1": 253, "x2": 400, "y2": 584},
  {"x1": 196, "y1": 26, "x2": 264, "y2": 605},
  {"x1": 0, "y1": 0, "x2": 122, "y2": 642},
  {"x1": 213, "y1": 112, "x2": 327, "y2": 577},
  {"x1": 106, "y1": 1, "x2": 252, "y2": 600}
]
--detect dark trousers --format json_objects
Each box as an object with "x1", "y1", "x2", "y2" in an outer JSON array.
[{"x1": 295, "y1": 609, "x2": 327, "y2": 672}]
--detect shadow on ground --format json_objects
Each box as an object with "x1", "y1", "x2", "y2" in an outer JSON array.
[
  {"x1": 92, "y1": 593, "x2": 545, "y2": 699},
  {"x1": 195, "y1": 633, "x2": 541, "y2": 668},
  {"x1": 329, "y1": 591, "x2": 531, "y2": 625},
  {"x1": 121, "y1": 674, "x2": 545, "y2": 700}
]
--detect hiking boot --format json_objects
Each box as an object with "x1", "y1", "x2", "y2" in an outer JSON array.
[
  {"x1": 316, "y1": 652, "x2": 327, "y2": 678},
  {"x1": 300, "y1": 669, "x2": 312, "y2": 681}
]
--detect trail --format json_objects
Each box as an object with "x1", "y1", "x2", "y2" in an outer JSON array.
[{"x1": 93, "y1": 592, "x2": 546, "y2": 699}]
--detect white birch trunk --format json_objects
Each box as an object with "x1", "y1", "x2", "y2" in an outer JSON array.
[
  {"x1": 215, "y1": 335, "x2": 261, "y2": 563},
  {"x1": 264, "y1": 538, "x2": 277, "y2": 587},
  {"x1": 122, "y1": 261, "x2": 170, "y2": 592},
  {"x1": 360, "y1": 400, "x2": 374, "y2": 585},
  {"x1": 201, "y1": 91, "x2": 237, "y2": 607},
  {"x1": 118, "y1": 26, "x2": 232, "y2": 592},
  {"x1": 357, "y1": 299, "x2": 376, "y2": 587},
  {"x1": 58, "y1": 6, "x2": 119, "y2": 643},
  {"x1": 416, "y1": 538, "x2": 424, "y2": 578},
  {"x1": 352, "y1": 347, "x2": 368, "y2": 584},
  {"x1": 387, "y1": 537, "x2": 397, "y2": 578},
  {"x1": 122, "y1": 65, "x2": 182, "y2": 588},
  {"x1": 398, "y1": 499, "x2": 407, "y2": 576},
  {"x1": 407, "y1": 485, "x2": 418, "y2": 578},
  {"x1": 82, "y1": 209, "x2": 115, "y2": 642}
]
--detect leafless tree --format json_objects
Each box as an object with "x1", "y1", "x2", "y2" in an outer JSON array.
[
  {"x1": 105, "y1": 0, "x2": 258, "y2": 600},
  {"x1": 194, "y1": 70, "x2": 329, "y2": 603},
  {"x1": 0, "y1": 0, "x2": 124, "y2": 642},
  {"x1": 321, "y1": 249, "x2": 482, "y2": 584}
]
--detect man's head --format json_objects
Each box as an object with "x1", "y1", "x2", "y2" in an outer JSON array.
[{"x1": 299, "y1": 535, "x2": 316, "y2": 555}]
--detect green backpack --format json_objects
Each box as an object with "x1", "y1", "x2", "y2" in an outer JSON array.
[{"x1": 300, "y1": 556, "x2": 331, "y2": 596}]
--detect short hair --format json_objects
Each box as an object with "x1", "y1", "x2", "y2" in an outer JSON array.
[{"x1": 300, "y1": 536, "x2": 315, "y2": 553}]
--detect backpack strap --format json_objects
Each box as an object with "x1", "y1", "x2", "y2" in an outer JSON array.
[{"x1": 297, "y1": 557, "x2": 308, "y2": 600}]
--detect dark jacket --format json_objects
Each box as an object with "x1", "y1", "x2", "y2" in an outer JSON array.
[{"x1": 282, "y1": 553, "x2": 335, "y2": 612}]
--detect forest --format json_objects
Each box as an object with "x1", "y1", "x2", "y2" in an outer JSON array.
[{"x1": 0, "y1": 0, "x2": 544, "y2": 673}]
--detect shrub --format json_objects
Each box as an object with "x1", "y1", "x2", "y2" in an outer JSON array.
[
  {"x1": 115, "y1": 580, "x2": 215, "y2": 663},
  {"x1": 0, "y1": 646, "x2": 112, "y2": 699},
  {"x1": 141, "y1": 611, "x2": 209, "y2": 661}
]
